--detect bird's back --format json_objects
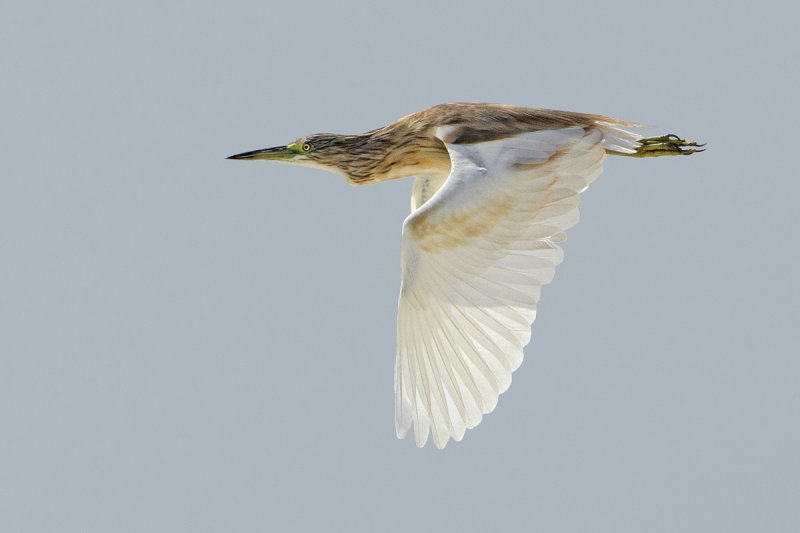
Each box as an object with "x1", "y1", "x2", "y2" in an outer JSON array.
[
  {"x1": 403, "y1": 102, "x2": 638, "y2": 145},
  {"x1": 355, "y1": 103, "x2": 634, "y2": 186}
]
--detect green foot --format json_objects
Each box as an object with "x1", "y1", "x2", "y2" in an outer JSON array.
[{"x1": 630, "y1": 134, "x2": 705, "y2": 157}]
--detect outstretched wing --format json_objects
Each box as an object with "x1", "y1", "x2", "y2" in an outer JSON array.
[{"x1": 394, "y1": 123, "x2": 640, "y2": 448}]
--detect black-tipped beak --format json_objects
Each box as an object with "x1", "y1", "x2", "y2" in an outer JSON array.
[{"x1": 227, "y1": 145, "x2": 296, "y2": 161}]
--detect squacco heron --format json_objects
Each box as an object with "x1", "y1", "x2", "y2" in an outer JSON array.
[{"x1": 228, "y1": 102, "x2": 703, "y2": 449}]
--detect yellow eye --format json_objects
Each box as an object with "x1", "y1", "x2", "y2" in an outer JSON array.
[{"x1": 302, "y1": 143, "x2": 311, "y2": 152}]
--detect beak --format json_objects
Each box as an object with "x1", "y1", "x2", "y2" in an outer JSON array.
[{"x1": 227, "y1": 145, "x2": 297, "y2": 161}]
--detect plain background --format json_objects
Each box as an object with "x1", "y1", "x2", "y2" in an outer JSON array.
[{"x1": 2, "y1": 1, "x2": 798, "y2": 532}]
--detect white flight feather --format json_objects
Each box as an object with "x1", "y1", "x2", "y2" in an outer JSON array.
[{"x1": 395, "y1": 122, "x2": 638, "y2": 448}]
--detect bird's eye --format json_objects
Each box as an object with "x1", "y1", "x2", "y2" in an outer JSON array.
[{"x1": 302, "y1": 143, "x2": 311, "y2": 152}]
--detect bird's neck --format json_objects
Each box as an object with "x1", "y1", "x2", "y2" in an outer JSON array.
[{"x1": 340, "y1": 125, "x2": 451, "y2": 186}]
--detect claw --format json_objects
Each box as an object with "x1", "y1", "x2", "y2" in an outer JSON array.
[
  {"x1": 609, "y1": 133, "x2": 705, "y2": 157},
  {"x1": 630, "y1": 134, "x2": 706, "y2": 157}
]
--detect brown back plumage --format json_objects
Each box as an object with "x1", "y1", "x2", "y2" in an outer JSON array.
[{"x1": 302, "y1": 103, "x2": 636, "y2": 185}]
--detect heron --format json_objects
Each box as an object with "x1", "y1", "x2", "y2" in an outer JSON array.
[{"x1": 228, "y1": 102, "x2": 703, "y2": 449}]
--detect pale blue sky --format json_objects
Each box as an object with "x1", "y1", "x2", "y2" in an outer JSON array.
[{"x1": 2, "y1": 1, "x2": 798, "y2": 532}]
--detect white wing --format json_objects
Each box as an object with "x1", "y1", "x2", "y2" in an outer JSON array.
[{"x1": 395, "y1": 123, "x2": 641, "y2": 448}]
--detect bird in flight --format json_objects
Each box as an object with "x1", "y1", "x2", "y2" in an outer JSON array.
[{"x1": 228, "y1": 103, "x2": 703, "y2": 449}]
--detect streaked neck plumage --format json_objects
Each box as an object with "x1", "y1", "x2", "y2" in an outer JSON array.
[{"x1": 305, "y1": 124, "x2": 451, "y2": 185}]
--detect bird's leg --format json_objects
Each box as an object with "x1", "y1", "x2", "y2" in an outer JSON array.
[{"x1": 620, "y1": 134, "x2": 705, "y2": 157}]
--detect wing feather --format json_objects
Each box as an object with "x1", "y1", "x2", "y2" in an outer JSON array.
[{"x1": 395, "y1": 122, "x2": 635, "y2": 448}]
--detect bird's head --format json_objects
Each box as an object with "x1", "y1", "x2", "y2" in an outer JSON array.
[
  {"x1": 228, "y1": 126, "x2": 449, "y2": 185},
  {"x1": 227, "y1": 133, "x2": 368, "y2": 179}
]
